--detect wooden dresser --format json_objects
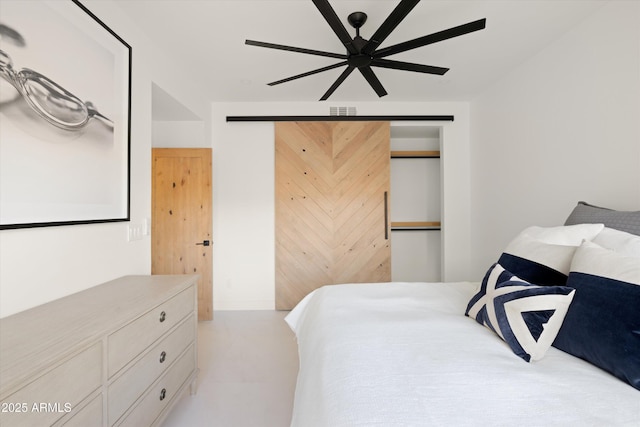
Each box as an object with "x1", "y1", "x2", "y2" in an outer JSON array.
[{"x1": 0, "y1": 275, "x2": 198, "y2": 427}]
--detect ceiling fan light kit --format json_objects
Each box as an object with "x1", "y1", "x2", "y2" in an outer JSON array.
[{"x1": 245, "y1": 0, "x2": 486, "y2": 100}]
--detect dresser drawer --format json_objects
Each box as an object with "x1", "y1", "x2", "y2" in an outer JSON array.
[
  {"x1": 57, "y1": 394, "x2": 103, "y2": 427},
  {"x1": 108, "y1": 287, "x2": 194, "y2": 377},
  {"x1": 116, "y1": 345, "x2": 196, "y2": 427},
  {"x1": 108, "y1": 315, "x2": 195, "y2": 425},
  {"x1": 0, "y1": 342, "x2": 102, "y2": 427}
]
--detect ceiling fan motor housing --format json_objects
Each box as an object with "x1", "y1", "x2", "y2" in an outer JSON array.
[{"x1": 346, "y1": 12, "x2": 372, "y2": 67}]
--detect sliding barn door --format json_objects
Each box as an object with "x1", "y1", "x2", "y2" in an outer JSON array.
[{"x1": 275, "y1": 121, "x2": 391, "y2": 310}]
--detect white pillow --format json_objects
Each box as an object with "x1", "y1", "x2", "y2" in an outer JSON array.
[
  {"x1": 502, "y1": 234, "x2": 577, "y2": 276},
  {"x1": 519, "y1": 223, "x2": 604, "y2": 246},
  {"x1": 497, "y1": 225, "x2": 604, "y2": 286},
  {"x1": 592, "y1": 227, "x2": 640, "y2": 257},
  {"x1": 570, "y1": 240, "x2": 640, "y2": 284}
]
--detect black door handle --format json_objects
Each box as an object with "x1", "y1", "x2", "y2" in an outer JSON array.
[
  {"x1": 196, "y1": 240, "x2": 210, "y2": 246},
  {"x1": 384, "y1": 191, "x2": 389, "y2": 240}
]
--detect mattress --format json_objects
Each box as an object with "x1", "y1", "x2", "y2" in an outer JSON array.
[{"x1": 285, "y1": 282, "x2": 640, "y2": 427}]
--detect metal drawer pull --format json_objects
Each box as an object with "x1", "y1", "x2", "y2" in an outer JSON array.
[
  {"x1": 159, "y1": 311, "x2": 166, "y2": 322},
  {"x1": 160, "y1": 388, "x2": 167, "y2": 401},
  {"x1": 160, "y1": 351, "x2": 167, "y2": 363}
]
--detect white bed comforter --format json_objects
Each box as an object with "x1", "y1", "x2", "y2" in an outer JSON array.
[{"x1": 285, "y1": 282, "x2": 640, "y2": 427}]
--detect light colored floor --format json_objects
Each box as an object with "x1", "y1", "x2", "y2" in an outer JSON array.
[{"x1": 161, "y1": 311, "x2": 299, "y2": 427}]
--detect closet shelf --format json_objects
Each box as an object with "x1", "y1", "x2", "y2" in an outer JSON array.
[
  {"x1": 390, "y1": 150, "x2": 440, "y2": 158},
  {"x1": 391, "y1": 221, "x2": 441, "y2": 231}
]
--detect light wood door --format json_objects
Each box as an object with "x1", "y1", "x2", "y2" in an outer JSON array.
[
  {"x1": 275, "y1": 121, "x2": 391, "y2": 309},
  {"x1": 152, "y1": 148, "x2": 212, "y2": 320}
]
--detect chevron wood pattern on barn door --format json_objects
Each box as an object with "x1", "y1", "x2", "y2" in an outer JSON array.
[{"x1": 275, "y1": 121, "x2": 391, "y2": 310}]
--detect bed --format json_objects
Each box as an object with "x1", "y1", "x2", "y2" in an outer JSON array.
[{"x1": 285, "y1": 202, "x2": 640, "y2": 426}]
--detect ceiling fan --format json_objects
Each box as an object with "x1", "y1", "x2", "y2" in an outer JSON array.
[{"x1": 245, "y1": 0, "x2": 486, "y2": 100}]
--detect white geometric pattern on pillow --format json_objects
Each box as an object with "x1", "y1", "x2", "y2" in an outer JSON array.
[{"x1": 465, "y1": 263, "x2": 576, "y2": 362}]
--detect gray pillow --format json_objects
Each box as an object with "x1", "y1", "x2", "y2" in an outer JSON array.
[{"x1": 565, "y1": 201, "x2": 640, "y2": 236}]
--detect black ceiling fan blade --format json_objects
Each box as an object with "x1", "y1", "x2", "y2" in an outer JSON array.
[
  {"x1": 374, "y1": 18, "x2": 486, "y2": 58},
  {"x1": 362, "y1": 0, "x2": 420, "y2": 56},
  {"x1": 320, "y1": 65, "x2": 355, "y2": 100},
  {"x1": 268, "y1": 61, "x2": 348, "y2": 86},
  {"x1": 371, "y1": 58, "x2": 448, "y2": 75},
  {"x1": 312, "y1": 0, "x2": 358, "y2": 55},
  {"x1": 246, "y1": 40, "x2": 347, "y2": 60},
  {"x1": 359, "y1": 66, "x2": 387, "y2": 98}
]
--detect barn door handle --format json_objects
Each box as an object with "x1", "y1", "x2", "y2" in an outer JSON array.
[
  {"x1": 384, "y1": 191, "x2": 389, "y2": 240},
  {"x1": 196, "y1": 240, "x2": 210, "y2": 246}
]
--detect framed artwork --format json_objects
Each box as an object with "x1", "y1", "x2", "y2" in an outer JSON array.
[{"x1": 0, "y1": 0, "x2": 131, "y2": 229}]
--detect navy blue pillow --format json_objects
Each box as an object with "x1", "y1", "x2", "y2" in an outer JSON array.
[
  {"x1": 553, "y1": 242, "x2": 640, "y2": 391},
  {"x1": 554, "y1": 273, "x2": 640, "y2": 390},
  {"x1": 498, "y1": 253, "x2": 568, "y2": 286}
]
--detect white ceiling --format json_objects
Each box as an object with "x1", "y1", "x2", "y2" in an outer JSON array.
[{"x1": 114, "y1": 0, "x2": 606, "y2": 106}]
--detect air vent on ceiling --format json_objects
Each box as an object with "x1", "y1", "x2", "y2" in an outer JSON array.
[{"x1": 329, "y1": 106, "x2": 357, "y2": 116}]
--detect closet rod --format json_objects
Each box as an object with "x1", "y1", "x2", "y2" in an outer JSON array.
[
  {"x1": 226, "y1": 115, "x2": 454, "y2": 122},
  {"x1": 390, "y1": 150, "x2": 440, "y2": 158},
  {"x1": 391, "y1": 221, "x2": 441, "y2": 231},
  {"x1": 392, "y1": 221, "x2": 441, "y2": 227}
]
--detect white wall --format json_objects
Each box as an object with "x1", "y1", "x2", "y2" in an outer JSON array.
[
  {"x1": 211, "y1": 102, "x2": 470, "y2": 310},
  {"x1": 4, "y1": 2, "x2": 636, "y2": 316},
  {"x1": 0, "y1": 0, "x2": 207, "y2": 318},
  {"x1": 469, "y1": 1, "x2": 640, "y2": 279},
  {"x1": 152, "y1": 121, "x2": 206, "y2": 148}
]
